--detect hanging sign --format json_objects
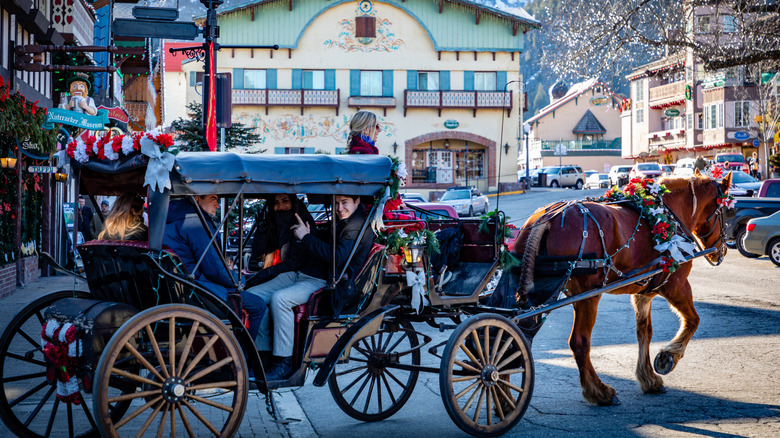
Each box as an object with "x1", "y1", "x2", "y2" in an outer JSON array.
[
  {"x1": 444, "y1": 119, "x2": 459, "y2": 129},
  {"x1": 664, "y1": 109, "x2": 680, "y2": 117},
  {"x1": 16, "y1": 138, "x2": 49, "y2": 160},
  {"x1": 753, "y1": 139, "x2": 760, "y2": 147},
  {"x1": 42, "y1": 108, "x2": 110, "y2": 130},
  {"x1": 97, "y1": 106, "x2": 130, "y2": 124},
  {"x1": 28, "y1": 166, "x2": 57, "y2": 173},
  {"x1": 733, "y1": 131, "x2": 750, "y2": 141},
  {"x1": 590, "y1": 96, "x2": 608, "y2": 106}
]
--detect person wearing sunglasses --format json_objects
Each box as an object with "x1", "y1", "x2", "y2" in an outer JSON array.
[{"x1": 345, "y1": 110, "x2": 380, "y2": 154}]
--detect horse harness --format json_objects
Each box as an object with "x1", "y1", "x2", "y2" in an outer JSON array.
[{"x1": 526, "y1": 180, "x2": 727, "y2": 296}]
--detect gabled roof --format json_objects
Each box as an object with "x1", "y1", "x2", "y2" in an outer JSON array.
[
  {"x1": 572, "y1": 110, "x2": 606, "y2": 134},
  {"x1": 525, "y1": 79, "x2": 622, "y2": 125}
]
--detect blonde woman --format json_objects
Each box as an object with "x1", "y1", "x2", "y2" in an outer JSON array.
[
  {"x1": 346, "y1": 110, "x2": 380, "y2": 154},
  {"x1": 97, "y1": 193, "x2": 148, "y2": 241}
]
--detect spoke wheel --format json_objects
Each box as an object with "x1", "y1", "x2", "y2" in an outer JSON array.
[
  {"x1": 439, "y1": 314, "x2": 534, "y2": 437},
  {"x1": 328, "y1": 320, "x2": 420, "y2": 422},
  {"x1": 0, "y1": 290, "x2": 132, "y2": 438},
  {"x1": 93, "y1": 304, "x2": 247, "y2": 438}
]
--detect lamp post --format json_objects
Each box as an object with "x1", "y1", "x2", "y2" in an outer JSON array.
[
  {"x1": 523, "y1": 123, "x2": 530, "y2": 190},
  {"x1": 465, "y1": 141, "x2": 469, "y2": 187}
]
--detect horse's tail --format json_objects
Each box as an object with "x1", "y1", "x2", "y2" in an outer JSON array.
[{"x1": 514, "y1": 219, "x2": 551, "y2": 303}]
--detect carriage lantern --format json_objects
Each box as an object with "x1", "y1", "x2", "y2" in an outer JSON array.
[{"x1": 403, "y1": 243, "x2": 426, "y2": 267}]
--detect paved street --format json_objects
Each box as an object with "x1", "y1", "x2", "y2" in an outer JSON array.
[{"x1": 0, "y1": 188, "x2": 778, "y2": 437}]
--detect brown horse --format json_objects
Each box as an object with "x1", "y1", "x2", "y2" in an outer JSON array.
[{"x1": 512, "y1": 172, "x2": 731, "y2": 406}]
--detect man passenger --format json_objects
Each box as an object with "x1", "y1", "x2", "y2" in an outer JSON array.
[
  {"x1": 246, "y1": 194, "x2": 373, "y2": 380},
  {"x1": 163, "y1": 194, "x2": 265, "y2": 341}
]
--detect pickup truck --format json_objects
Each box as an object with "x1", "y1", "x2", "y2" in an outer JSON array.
[{"x1": 725, "y1": 179, "x2": 780, "y2": 257}]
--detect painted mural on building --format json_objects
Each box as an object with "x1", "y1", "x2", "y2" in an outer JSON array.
[{"x1": 234, "y1": 113, "x2": 396, "y2": 146}]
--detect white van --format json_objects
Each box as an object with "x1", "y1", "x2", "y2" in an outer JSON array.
[{"x1": 674, "y1": 158, "x2": 696, "y2": 177}]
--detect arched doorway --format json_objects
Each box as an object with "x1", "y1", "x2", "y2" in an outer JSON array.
[{"x1": 405, "y1": 132, "x2": 495, "y2": 192}]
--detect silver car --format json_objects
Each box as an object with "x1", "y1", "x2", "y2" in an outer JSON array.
[
  {"x1": 742, "y1": 210, "x2": 780, "y2": 266},
  {"x1": 438, "y1": 187, "x2": 489, "y2": 217}
]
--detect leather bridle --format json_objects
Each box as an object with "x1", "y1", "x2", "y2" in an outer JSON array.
[{"x1": 662, "y1": 180, "x2": 727, "y2": 266}]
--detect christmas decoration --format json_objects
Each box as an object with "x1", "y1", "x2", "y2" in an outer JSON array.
[
  {"x1": 41, "y1": 319, "x2": 83, "y2": 405},
  {"x1": 0, "y1": 76, "x2": 58, "y2": 155}
]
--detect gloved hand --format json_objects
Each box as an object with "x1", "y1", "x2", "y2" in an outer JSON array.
[{"x1": 244, "y1": 269, "x2": 273, "y2": 289}]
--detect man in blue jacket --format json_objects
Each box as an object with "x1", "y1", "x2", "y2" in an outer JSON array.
[
  {"x1": 163, "y1": 194, "x2": 265, "y2": 342},
  {"x1": 246, "y1": 194, "x2": 373, "y2": 380}
]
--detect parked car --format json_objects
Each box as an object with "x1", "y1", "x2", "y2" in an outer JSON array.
[
  {"x1": 540, "y1": 165, "x2": 585, "y2": 189},
  {"x1": 730, "y1": 171, "x2": 763, "y2": 196},
  {"x1": 438, "y1": 186, "x2": 489, "y2": 217},
  {"x1": 661, "y1": 164, "x2": 675, "y2": 176},
  {"x1": 714, "y1": 153, "x2": 749, "y2": 173},
  {"x1": 517, "y1": 168, "x2": 542, "y2": 186},
  {"x1": 584, "y1": 173, "x2": 610, "y2": 189},
  {"x1": 674, "y1": 158, "x2": 697, "y2": 177},
  {"x1": 629, "y1": 162, "x2": 664, "y2": 179},
  {"x1": 400, "y1": 192, "x2": 426, "y2": 203},
  {"x1": 584, "y1": 170, "x2": 599, "y2": 178},
  {"x1": 742, "y1": 210, "x2": 780, "y2": 266},
  {"x1": 405, "y1": 202, "x2": 459, "y2": 220},
  {"x1": 724, "y1": 179, "x2": 780, "y2": 257},
  {"x1": 608, "y1": 165, "x2": 632, "y2": 187}
]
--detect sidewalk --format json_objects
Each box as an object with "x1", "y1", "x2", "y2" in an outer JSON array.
[{"x1": 0, "y1": 274, "x2": 298, "y2": 438}]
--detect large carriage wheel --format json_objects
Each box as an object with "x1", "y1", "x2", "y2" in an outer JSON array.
[
  {"x1": 328, "y1": 320, "x2": 420, "y2": 422},
  {"x1": 0, "y1": 290, "x2": 131, "y2": 438},
  {"x1": 439, "y1": 314, "x2": 534, "y2": 437},
  {"x1": 92, "y1": 304, "x2": 248, "y2": 437}
]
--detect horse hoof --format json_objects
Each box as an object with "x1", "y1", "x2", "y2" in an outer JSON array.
[
  {"x1": 654, "y1": 352, "x2": 676, "y2": 375},
  {"x1": 597, "y1": 395, "x2": 621, "y2": 406}
]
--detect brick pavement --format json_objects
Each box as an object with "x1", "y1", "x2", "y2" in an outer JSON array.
[{"x1": 0, "y1": 273, "x2": 293, "y2": 438}]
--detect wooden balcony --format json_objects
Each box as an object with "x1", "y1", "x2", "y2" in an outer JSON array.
[
  {"x1": 648, "y1": 82, "x2": 686, "y2": 108},
  {"x1": 232, "y1": 89, "x2": 340, "y2": 115},
  {"x1": 404, "y1": 90, "x2": 512, "y2": 117}
]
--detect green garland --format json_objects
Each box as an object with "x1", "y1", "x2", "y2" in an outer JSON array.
[
  {"x1": 380, "y1": 228, "x2": 440, "y2": 256},
  {"x1": 0, "y1": 76, "x2": 58, "y2": 155},
  {"x1": 0, "y1": 137, "x2": 19, "y2": 265}
]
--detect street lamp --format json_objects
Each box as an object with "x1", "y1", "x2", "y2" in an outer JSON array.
[
  {"x1": 523, "y1": 123, "x2": 530, "y2": 190},
  {"x1": 504, "y1": 143, "x2": 510, "y2": 155},
  {"x1": 465, "y1": 141, "x2": 469, "y2": 188}
]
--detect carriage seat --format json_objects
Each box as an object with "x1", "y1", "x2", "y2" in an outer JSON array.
[
  {"x1": 78, "y1": 240, "x2": 191, "y2": 311},
  {"x1": 293, "y1": 243, "x2": 385, "y2": 322}
]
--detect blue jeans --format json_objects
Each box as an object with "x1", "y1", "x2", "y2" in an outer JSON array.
[{"x1": 240, "y1": 291, "x2": 266, "y2": 341}]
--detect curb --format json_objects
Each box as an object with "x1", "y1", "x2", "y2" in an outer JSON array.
[
  {"x1": 273, "y1": 389, "x2": 317, "y2": 438},
  {"x1": 487, "y1": 189, "x2": 525, "y2": 197}
]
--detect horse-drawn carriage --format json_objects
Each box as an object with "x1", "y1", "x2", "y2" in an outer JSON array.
[{"x1": 0, "y1": 148, "x2": 732, "y2": 437}]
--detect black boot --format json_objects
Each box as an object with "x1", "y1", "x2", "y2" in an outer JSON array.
[{"x1": 265, "y1": 356, "x2": 293, "y2": 381}]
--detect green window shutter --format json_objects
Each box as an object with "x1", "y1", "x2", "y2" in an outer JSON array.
[
  {"x1": 496, "y1": 71, "x2": 507, "y2": 91},
  {"x1": 440, "y1": 71, "x2": 450, "y2": 91},
  {"x1": 304, "y1": 147, "x2": 315, "y2": 154},
  {"x1": 190, "y1": 71, "x2": 197, "y2": 87},
  {"x1": 464, "y1": 71, "x2": 474, "y2": 90},
  {"x1": 325, "y1": 69, "x2": 336, "y2": 91},
  {"x1": 350, "y1": 70, "x2": 361, "y2": 96},
  {"x1": 382, "y1": 70, "x2": 393, "y2": 97},
  {"x1": 303, "y1": 71, "x2": 312, "y2": 89},
  {"x1": 407, "y1": 70, "x2": 417, "y2": 90},
  {"x1": 267, "y1": 69, "x2": 277, "y2": 89},
  {"x1": 292, "y1": 69, "x2": 302, "y2": 89},
  {"x1": 274, "y1": 147, "x2": 285, "y2": 154},
  {"x1": 335, "y1": 147, "x2": 346, "y2": 154},
  {"x1": 232, "y1": 69, "x2": 244, "y2": 89}
]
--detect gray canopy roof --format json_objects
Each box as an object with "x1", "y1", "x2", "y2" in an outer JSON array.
[{"x1": 76, "y1": 152, "x2": 394, "y2": 197}]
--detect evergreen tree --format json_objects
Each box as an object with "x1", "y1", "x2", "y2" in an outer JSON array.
[
  {"x1": 170, "y1": 102, "x2": 265, "y2": 152},
  {"x1": 531, "y1": 82, "x2": 548, "y2": 115}
]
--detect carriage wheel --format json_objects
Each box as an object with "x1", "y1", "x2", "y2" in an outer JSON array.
[
  {"x1": 439, "y1": 314, "x2": 534, "y2": 437},
  {"x1": 92, "y1": 304, "x2": 247, "y2": 437},
  {"x1": 328, "y1": 320, "x2": 420, "y2": 422},
  {"x1": 0, "y1": 290, "x2": 132, "y2": 438}
]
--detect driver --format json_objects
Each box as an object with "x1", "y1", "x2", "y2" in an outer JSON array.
[
  {"x1": 163, "y1": 195, "x2": 266, "y2": 341},
  {"x1": 245, "y1": 194, "x2": 373, "y2": 380}
]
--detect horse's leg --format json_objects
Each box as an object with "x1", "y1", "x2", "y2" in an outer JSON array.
[
  {"x1": 570, "y1": 296, "x2": 620, "y2": 406},
  {"x1": 654, "y1": 279, "x2": 700, "y2": 375},
  {"x1": 631, "y1": 293, "x2": 665, "y2": 394}
]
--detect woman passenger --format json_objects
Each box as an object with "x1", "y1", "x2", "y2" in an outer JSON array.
[
  {"x1": 346, "y1": 110, "x2": 380, "y2": 154},
  {"x1": 96, "y1": 193, "x2": 148, "y2": 241}
]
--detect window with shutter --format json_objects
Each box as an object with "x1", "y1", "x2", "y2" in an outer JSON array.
[
  {"x1": 360, "y1": 71, "x2": 382, "y2": 96},
  {"x1": 244, "y1": 70, "x2": 267, "y2": 89},
  {"x1": 355, "y1": 16, "x2": 376, "y2": 38},
  {"x1": 304, "y1": 70, "x2": 325, "y2": 90}
]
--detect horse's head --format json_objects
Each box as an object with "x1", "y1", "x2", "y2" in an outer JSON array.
[{"x1": 660, "y1": 171, "x2": 731, "y2": 265}]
